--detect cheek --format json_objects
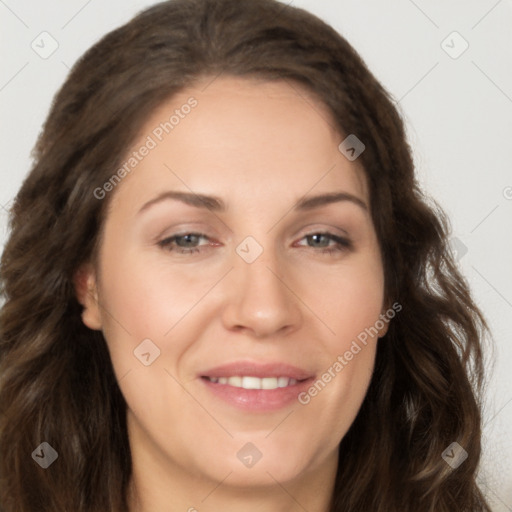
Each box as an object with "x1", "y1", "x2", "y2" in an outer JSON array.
[
  {"x1": 303, "y1": 258, "x2": 385, "y2": 348},
  {"x1": 99, "y1": 245, "x2": 218, "y2": 332},
  {"x1": 294, "y1": 257, "x2": 384, "y2": 423},
  {"x1": 96, "y1": 246, "x2": 224, "y2": 379}
]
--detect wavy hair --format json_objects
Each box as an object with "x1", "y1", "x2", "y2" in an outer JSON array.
[{"x1": 0, "y1": 0, "x2": 492, "y2": 510}]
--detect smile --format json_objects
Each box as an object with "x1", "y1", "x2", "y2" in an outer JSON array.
[{"x1": 199, "y1": 362, "x2": 315, "y2": 411}]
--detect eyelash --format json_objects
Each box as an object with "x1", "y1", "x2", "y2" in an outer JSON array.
[{"x1": 157, "y1": 232, "x2": 353, "y2": 255}]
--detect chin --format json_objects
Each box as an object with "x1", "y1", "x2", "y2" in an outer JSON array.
[{"x1": 187, "y1": 434, "x2": 325, "y2": 489}]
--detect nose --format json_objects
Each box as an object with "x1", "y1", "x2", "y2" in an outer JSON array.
[{"x1": 220, "y1": 248, "x2": 303, "y2": 339}]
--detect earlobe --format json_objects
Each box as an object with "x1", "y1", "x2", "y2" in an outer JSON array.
[
  {"x1": 376, "y1": 306, "x2": 391, "y2": 339},
  {"x1": 378, "y1": 317, "x2": 389, "y2": 338},
  {"x1": 74, "y1": 264, "x2": 103, "y2": 331}
]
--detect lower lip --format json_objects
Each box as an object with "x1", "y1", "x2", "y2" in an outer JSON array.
[{"x1": 200, "y1": 377, "x2": 314, "y2": 411}]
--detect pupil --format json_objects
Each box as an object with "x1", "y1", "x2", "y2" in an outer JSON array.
[
  {"x1": 311, "y1": 234, "x2": 327, "y2": 247},
  {"x1": 179, "y1": 234, "x2": 197, "y2": 247}
]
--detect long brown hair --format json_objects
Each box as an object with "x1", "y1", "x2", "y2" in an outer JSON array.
[{"x1": 0, "y1": 0, "x2": 493, "y2": 510}]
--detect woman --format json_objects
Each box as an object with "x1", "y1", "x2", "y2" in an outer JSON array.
[{"x1": 0, "y1": 0, "x2": 492, "y2": 510}]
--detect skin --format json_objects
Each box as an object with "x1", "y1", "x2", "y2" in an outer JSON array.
[{"x1": 78, "y1": 76, "x2": 389, "y2": 512}]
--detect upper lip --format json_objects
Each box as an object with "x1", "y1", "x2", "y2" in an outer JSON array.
[{"x1": 200, "y1": 361, "x2": 314, "y2": 381}]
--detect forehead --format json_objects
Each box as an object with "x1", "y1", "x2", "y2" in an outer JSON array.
[{"x1": 107, "y1": 76, "x2": 369, "y2": 214}]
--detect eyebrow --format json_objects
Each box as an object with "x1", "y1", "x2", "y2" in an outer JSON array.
[{"x1": 137, "y1": 190, "x2": 368, "y2": 215}]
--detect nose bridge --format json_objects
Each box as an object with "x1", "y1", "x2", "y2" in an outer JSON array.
[{"x1": 221, "y1": 237, "x2": 302, "y2": 336}]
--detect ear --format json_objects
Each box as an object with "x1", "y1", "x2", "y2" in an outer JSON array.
[
  {"x1": 377, "y1": 314, "x2": 390, "y2": 338},
  {"x1": 74, "y1": 264, "x2": 102, "y2": 330},
  {"x1": 376, "y1": 301, "x2": 392, "y2": 338}
]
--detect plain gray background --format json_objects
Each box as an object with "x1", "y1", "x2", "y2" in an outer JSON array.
[{"x1": 1, "y1": 0, "x2": 511, "y2": 509}]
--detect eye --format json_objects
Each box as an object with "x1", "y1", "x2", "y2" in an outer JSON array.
[
  {"x1": 157, "y1": 231, "x2": 352, "y2": 256},
  {"x1": 158, "y1": 233, "x2": 213, "y2": 254},
  {"x1": 295, "y1": 232, "x2": 352, "y2": 255}
]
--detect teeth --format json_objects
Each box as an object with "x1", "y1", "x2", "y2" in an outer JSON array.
[
  {"x1": 277, "y1": 377, "x2": 289, "y2": 388},
  {"x1": 228, "y1": 376, "x2": 242, "y2": 387},
  {"x1": 242, "y1": 376, "x2": 261, "y2": 389},
  {"x1": 206, "y1": 376, "x2": 298, "y2": 390}
]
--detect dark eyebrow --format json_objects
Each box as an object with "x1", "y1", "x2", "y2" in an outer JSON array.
[
  {"x1": 294, "y1": 192, "x2": 367, "y2": 211},
  {"x1": 137, "y1": 190, "x2": 367, "y2": 215},
  {"x1": 138, "y1": 191, "x2": 226, "y2": 214}
]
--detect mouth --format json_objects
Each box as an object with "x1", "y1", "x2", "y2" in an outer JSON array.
[{"x1": 199, "y1": 361, "x2": 315, "y2": 411}]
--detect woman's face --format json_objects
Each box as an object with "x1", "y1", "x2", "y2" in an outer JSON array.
[{"x1": 80, "y1": 77, "x2": 387, "y2": 493}]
